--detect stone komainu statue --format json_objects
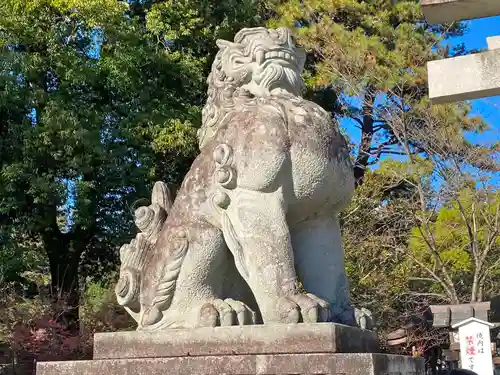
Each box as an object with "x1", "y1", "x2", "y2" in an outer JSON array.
[{"x1": 115, "y1": 27, "x2": 361, "y2": 331}]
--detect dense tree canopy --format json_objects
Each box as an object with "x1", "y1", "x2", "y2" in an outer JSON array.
[{"x1": 0, "y1": 0, "x2": 267, "y2": 327}]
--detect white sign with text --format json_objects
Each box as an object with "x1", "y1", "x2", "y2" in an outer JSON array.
[{"x1": 452, "y1": 317, "x2": 494, "y2": 375}]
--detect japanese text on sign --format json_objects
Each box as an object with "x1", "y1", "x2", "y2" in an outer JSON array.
[
  {"x1": 465, "y1": 335, "x2": 476, "y2": 371},
  {"x1": 477, "y1": 332, "x2": 485, "y2": 354}
]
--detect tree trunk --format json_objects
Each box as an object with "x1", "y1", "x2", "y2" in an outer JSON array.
[
  {"x1": 471, "y1": 268, "x2": 485, "y2": 302},
  {"x1": 49, "y1": 253, "x2": 80, "y2": 332},
  {"x1": 471, "y1": 273, "x2": 479, "y2": 302},
  {"x1": 354, "y1": 87, "x2": 376, "y2": 187},
  {"x1": 43, "y1": 225, "x2": 82, "y2": 333}
]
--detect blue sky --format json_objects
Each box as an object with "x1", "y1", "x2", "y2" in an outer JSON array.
[
  {"x1": 341, "y1": 15, "x2": 500, "y2": 167},
  {"x1": 447, "y1": 16, "x2": 500, "y2": 190}
]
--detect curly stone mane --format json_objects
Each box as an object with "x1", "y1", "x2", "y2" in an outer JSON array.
[{"x1": 197, "y1": 27, "x2": 306, "y2": 148}]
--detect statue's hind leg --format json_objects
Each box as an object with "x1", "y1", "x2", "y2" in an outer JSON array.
[
  {"x1": 290, "y1": 216, "x2": 356, "y2": 326},
  {"x1": 139, "y1": 224, "x2": 256, "y2": 329}
]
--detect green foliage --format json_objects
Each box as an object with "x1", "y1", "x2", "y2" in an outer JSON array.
[
  {"x1": 0, "y1": 0, "x2": 269, "y2": 295},
  {"x1": 408, "y1": 188, "x2": 500, "y2": 301},
  {"x1": 0, "y1": 228, "x2": 47, "y2": 285},
  {"x1": 146, "y1": 0, "x2": 264, "y2": 55},
  {"x1": 342, "y1": 163, "x2": 417, "y2": 294},
  {"x1": 0, "y1": 0, "x2": 273, "y2": 334},
  {"x1": 343, "y1": 154, "x2": 498, "y2": 341},
  {"x1": 0, "y1": 277, "x2": 133, "y2": 375},
  {"x1": 80, "y1": 280, "x2": 135, "y2": 333},
  {"x1": 81, "y1": 281, "x2": 108, "y2": 319}
]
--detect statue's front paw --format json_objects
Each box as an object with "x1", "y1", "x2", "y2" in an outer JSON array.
[
  {"x1": 198, "y1": 298, "x2": 257, "y2": 327},
  {"x1": 274, "y1": 293, "x2": 331, "y2": 324}
]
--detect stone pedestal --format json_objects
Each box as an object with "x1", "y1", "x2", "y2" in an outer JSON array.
[{"x1": 36, "y1": 324, "x2": 424, "y2": 375}]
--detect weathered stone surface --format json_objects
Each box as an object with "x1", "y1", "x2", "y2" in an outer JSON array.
[
  {"x1": 37, "y1": 353, "x2": 424, "y2": 375},
  {"x1": 421, "y1": 0, "x2": 500, "y2": 24},
  {"x1": 487, "y1": 36, "x2": 500, "y2": 50},
  {"x1": 93, "y1": 323, "x2": 379, "y2": 359},
  {"x1": 337, "y1": 354, "x2": 425, "y2": 375},
  {"x1": 114, "y1": 26, "x2": 361, "y2": 331},
  {"x1": 427, "y1": 49, "x2": 500, "y2": 104}
]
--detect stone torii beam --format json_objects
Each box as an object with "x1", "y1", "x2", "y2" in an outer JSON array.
[
  {"x1": 420, "y1": 0, "x2": 500, "y2": 104},
  {"x1": 421, "y1": 0, "x2": 500, "y2": 25},
  {"x1": 427, "y1": 41, "x2": 500, "y2": 104}
]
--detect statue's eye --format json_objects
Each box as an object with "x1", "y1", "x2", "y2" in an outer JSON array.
[{"x1": 233, "y1": 57, "x2": 245, "y2": 66}]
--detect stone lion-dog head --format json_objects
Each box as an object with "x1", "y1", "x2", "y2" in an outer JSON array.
[{"x1": 199, "y1": 27, "x2": 307, "y2": 147}]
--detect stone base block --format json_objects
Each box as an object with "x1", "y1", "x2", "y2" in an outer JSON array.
[
  {"x1": 93, "y1": 323, "x2": 379, "y2": 359},
  {"x1": 37, "y1": 324, "x2": 423, "y2": 375},
  {"x1": 37, "y1": 353, "x2": 425, "y2": 375}
]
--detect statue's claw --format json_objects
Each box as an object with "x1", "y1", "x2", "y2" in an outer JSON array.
[
  {"x1": 275, "y1": 293, "x2": 331, "y2": 324},
  {"x1": 224, "y1": 298, "x2": 258, "y2": 325},
  {"x1": 198, "y1": 299, "x2": 257, "y2": 327},
  {"x1": 140, "y1": 305, "x2": 163, "y2": 327}
]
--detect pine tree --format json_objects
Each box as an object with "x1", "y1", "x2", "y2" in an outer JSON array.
[{"x1": 267, "y1": 0, "x2": 496, "y2": 184}]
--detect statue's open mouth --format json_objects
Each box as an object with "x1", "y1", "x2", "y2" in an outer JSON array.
[
  {"x1": 255, "y1": 47, "x2": 302, "y2": 69},
  {"x1": 264, "y1": 50, "x2": 298, "y2": 64}
]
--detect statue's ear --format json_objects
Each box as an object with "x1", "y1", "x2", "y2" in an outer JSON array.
[
  {"x1": 216, "y1": 39, "x2": 240, "y2": 51},
  {"x1": 215, "y1": 39, "x2": 251, "y2": 82}
]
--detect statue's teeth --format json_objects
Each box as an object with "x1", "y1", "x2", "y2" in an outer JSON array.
[
  {"x1": 262, "y1": 50, "x2": 296, "y2": 62},
  {"x1": 256, "y1": 50, "x2": 265, "y2": 65}
]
